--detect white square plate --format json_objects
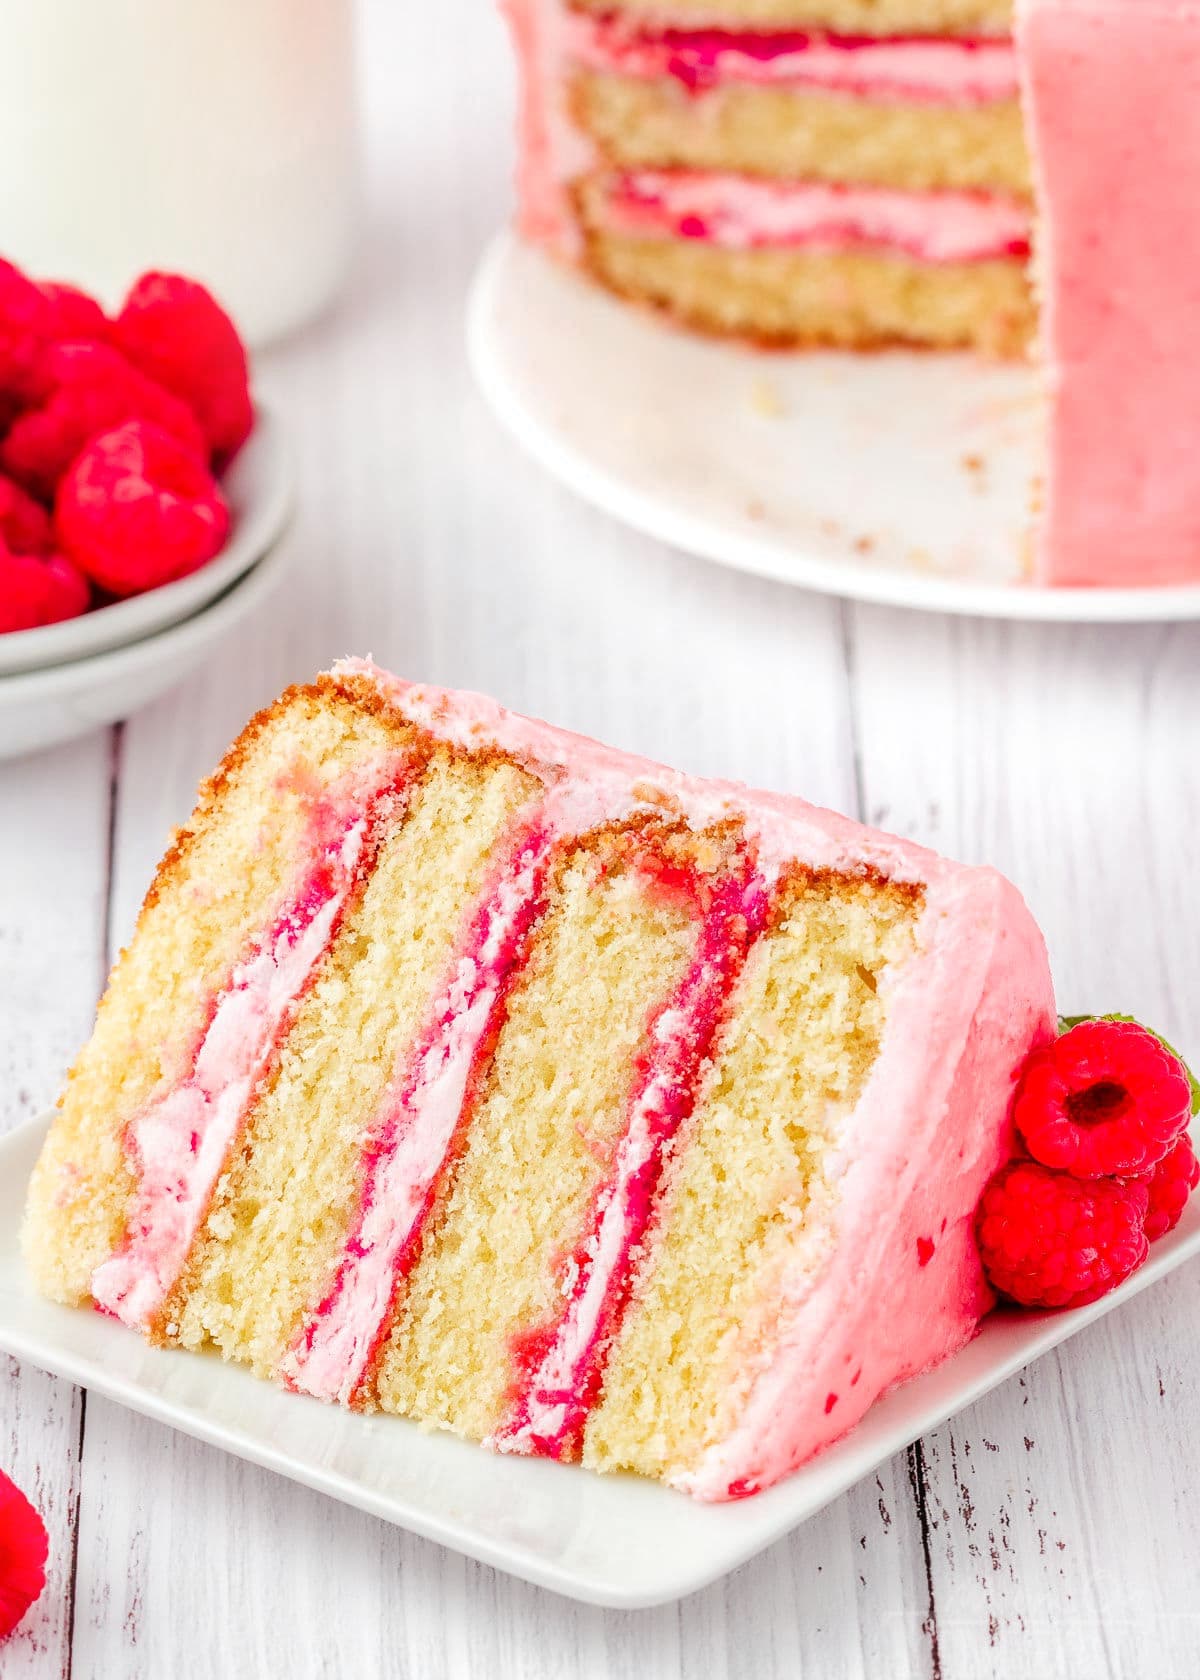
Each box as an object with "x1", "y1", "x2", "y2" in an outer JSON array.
[{"x1": 5, "y1": 1110, "x2": 1198, "y2": 1607}]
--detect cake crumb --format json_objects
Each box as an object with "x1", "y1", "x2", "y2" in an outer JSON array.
[
  {"x1": 749, "y1": 378, "x2": 785, "y2": 419},
  {"x1": 852, "y1": 536, "x2": 876, "y2": 557},
  {"x1": 746, "y1": 499, "x2": 765, "y2": 522}
]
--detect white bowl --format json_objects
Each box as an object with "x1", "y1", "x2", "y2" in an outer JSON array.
[
  {"x1": 0, "y1": 535, "x2": 291, "y2": 759},
  {"x1": 0, "y1": 405, "x2": 291, "y2": 676}
]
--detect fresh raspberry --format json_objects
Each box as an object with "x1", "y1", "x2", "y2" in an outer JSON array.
[
  {"x1": 0, "y1": 262, "x2": 107, "y2": 412},
  {"x1": 0, "y1": 1467, "x2": 48, "y2": 1640},
  {"x1": 1138, "y1": 1132, "x2": 1200, "y2": 1241},
  {"x1": 0, "y1": 543, "x2": 90, "y2": 631},
  {"x1": 36, "y1": 280, "x2": 108, "y2": 345},
  {"x1": 114, "y1": 272, "x2": 253, "y2": 461},
  {"x1": 1, "y1": 341, "x2": 206, "y2": 501},
  {"x1": 1013, "y1": 1019, "x2": 1191, "y2": 1179},
  {"x1": 0, "y1": 475, "x2": 53, "y2": 555},
  {"x1": 977, "y1": 1160, "x2": 1149, "y2": 1309},
  {"x1": 55, "y1": 420, "x2": 229, "y2": 597}
]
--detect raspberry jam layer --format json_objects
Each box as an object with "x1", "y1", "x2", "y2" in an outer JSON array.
[
  {"x1": 281, "y1": 818, "x2": 557, "y2": 1404},
  {"x1": 490, "y1": 866, "x2": 771, "y2": 1461},
  {"x1": 601, "y1": 169, "x2": 1031, "y2": 262},
  {"x1": 90, "y1": 766, "x2": 411, "y2": 1330},
  {"x1": 566, "y1": 14, "x2": 1019, "y2": 104}
]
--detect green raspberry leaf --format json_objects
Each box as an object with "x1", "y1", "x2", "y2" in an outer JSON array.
[{"x1": 1057, "y1": 1013, "x2": 1200, "y2": 1117}]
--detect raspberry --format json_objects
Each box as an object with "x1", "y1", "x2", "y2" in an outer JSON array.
[
  {"x1": 0, "y1": 1467, "x2": 48, "y2": 1640},
  {"x1": 0, "y1": 543, "x2": 90, "y2": 631},
  {"x1": 977, "y1": 1160, "x2": 1149, "y2": 1309},
  {"x1": 114, "y1": 272, "x2": 253, "y2": 460},
  {"x1": 0, "y1": 475, "x2": 53, "y2": 555},
  {"x1": 37, "y1": 281, "x2": 108, "y2": 345},
  {"x1": 1013, "y1": 1019, "x2": 1191, "y2": 1179},
  {"x1": 0, "y1": 262, "x2": 107, "y2": 412},
  {"x1": 1, "y1": 341, "x2": 206, "y2": 501},
  {"x1": 1139, "y1": 1132, "x2": 1200, "y2": 1241},
  {"x1": 55, "y1": 420, "x2": 229, "y2": 597}
]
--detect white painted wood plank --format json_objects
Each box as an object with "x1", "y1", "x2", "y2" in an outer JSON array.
[
  {"x1": 0, "y1": 731, "x2": 113, "y2": 1676},
  {"x1": 851, "y1": 606, "x2": 1200, "y2": 1679}
]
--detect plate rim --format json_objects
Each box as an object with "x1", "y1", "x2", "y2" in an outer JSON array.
[
  {"x1": 468, "y1": 234, "x2": 1200, "y2": 626},
  {"x1": 5, "y1": 1109, "x2": 1200, "y2": 1606}
]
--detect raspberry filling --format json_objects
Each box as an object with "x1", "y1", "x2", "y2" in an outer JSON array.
[
  {"x1": 566, "y1": 13, "x2": 1019, "y2": 104},
  {"x1": 600, "y1": 170, "x2": 1032, "y2": 262}
]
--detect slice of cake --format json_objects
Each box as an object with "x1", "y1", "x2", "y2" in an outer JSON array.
[
  {"x1": 23, "y1": 662, "x2": 1054, "y2": 1498},
  {"x1": 501, "y1": 0, "x2": 1200, "y2": 585}
]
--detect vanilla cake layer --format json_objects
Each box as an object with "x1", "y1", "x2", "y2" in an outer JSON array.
[
  {"x1": 578, "y1": 172, "x2": 1034, "y2": 350},
  {"x1": 567, "y1": 0, "x2": 1014, "y2": 36},
  {"x1": 572, "y1": 73, "x2": 1030, "y2": 195},
  {"x1": 23, "y1": 664, "x2": 1055, "y2": 1499}
]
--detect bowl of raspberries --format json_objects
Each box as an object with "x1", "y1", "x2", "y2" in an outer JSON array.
[{"x1": 0, "y1": 259, "x2": 291, "y2": 753}]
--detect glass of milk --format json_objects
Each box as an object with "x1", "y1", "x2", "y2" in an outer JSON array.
[{"x1": 0, "y1": 0, "x2": 357, "y2": 345}]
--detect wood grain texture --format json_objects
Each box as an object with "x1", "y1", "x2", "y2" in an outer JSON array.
[{"x1": 2, "y1": 0, "x2": 1199, "y2": 1673}]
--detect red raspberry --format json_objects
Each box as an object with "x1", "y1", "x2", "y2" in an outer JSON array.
[
  {"x1": 1139, "y1": 1132, "x2": 1200, "y2": 1241},
  {"x1": 1013, "y1": 1019, "x2": 1191, "y2": 1179},
  {"x1": 0, "y1": 1467, "x2": 49, "y2": 1640},
  {"x1": 114, "y1": 272, "x2": 252, "y2": 461},
  {"x1": 55, "y1": 420, "x2": 229, "y2": 597},
  {"x1": 0, "y1": 262, "x2": 107, "y2": 412},
  {"x1": 37, "y1": 281, "x2": 108, "y2": 345},
  {"x1": 0, "y1": 474, "x2": 53, "y2": 555},
  {"x1": 0, "y1": 543, "x2": 90, "y2": 631},
  {"x1": 977, "y1": 1160, "x2": 1149, "y2": 1309},
  {"x1": 1, "y1": 341, "x2": 206, "y2": 502}
]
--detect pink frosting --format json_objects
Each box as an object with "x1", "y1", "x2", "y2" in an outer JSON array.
[
  {"x1": 90, "y1": 761, "x2": 413, "y2": 1330},
  {"x1": 489, "y1": 867, "x2": 771, "y2": 1460},
  {"x1": 328, "y1": 664, "x2": 1055, "y2": 1497},
  {"x1": 600, "y1": 169, "x2": 1031, "y2": 261},
  {"x1": 501, "y1": 0, "x2": 592, "y2": 251},
  {"x1": 1017, "y1": 0, "x2": 1200, "y2": 587},
  {"x1": 566, "y1": 13, "x2": 1020, "y2": 104}
]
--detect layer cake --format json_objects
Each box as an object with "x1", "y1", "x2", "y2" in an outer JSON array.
[{"x1": 23, "y1": 663, "x2": 1054, "y2": 1497}]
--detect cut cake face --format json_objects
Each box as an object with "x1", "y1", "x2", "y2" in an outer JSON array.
[
  {"x1": 500, "y1": 0, "x2": 1200, "y2": 585},
  {"x1": 23, "y1": 662, "x2": 1055, "y2": 1499}
]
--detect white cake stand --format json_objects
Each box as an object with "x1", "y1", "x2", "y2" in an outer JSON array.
[{"x1": 468, "y1": 234, "x2": 1200, "y2": 623}]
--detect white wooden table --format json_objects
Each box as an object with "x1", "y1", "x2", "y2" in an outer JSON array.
[{"x1": 3, "y1": 2, "x2": 1198, "y2": 1673}]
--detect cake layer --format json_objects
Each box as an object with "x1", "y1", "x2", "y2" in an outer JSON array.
[
  {"x1": 373, "y1": 829, "x2": 711, "y2": 1441},
  {"x1": 572, "y1": 72, "x2": 1029, "y2": 193},
  {"x1": 568, "y1": 0, "x2": 1014, "y2": 37},
  {"x1": 579, "y1": 183, "x2": 1033, "y2": 350},
  {"x1": 173, "y1": 750, "x2": 540, "y2": 1377},
  {"x1": 584, "y1": 867, "x2": 919, "y2": 1481},
  {"x1": 24, "y1": 665, "x2": 1056, "y2": 1499},
  {"x1": 23, "y1": 685, "x2": 422, "y2": 1311}
]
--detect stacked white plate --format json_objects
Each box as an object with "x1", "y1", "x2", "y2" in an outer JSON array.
[{"x1": 0, "y1": 408, "x2": 292, "y2": 757}]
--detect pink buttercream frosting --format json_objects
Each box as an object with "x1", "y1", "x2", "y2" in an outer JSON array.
[
  {"x1": 90, "y1": 760, "x2": 413, "y2": 1330},
  {"x1": 566, "y1": 14, "x2": 1020, "y2": 104},
  {"x1": 1017, "y1": 0, "x2": 1200, "y2": 587},
  {"x1": 600, "y1": 169, "x2": 1031, "y2": 261},
  {"x1": 324, "y1": 663, "x2": 1055, "y2": 1497}
]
